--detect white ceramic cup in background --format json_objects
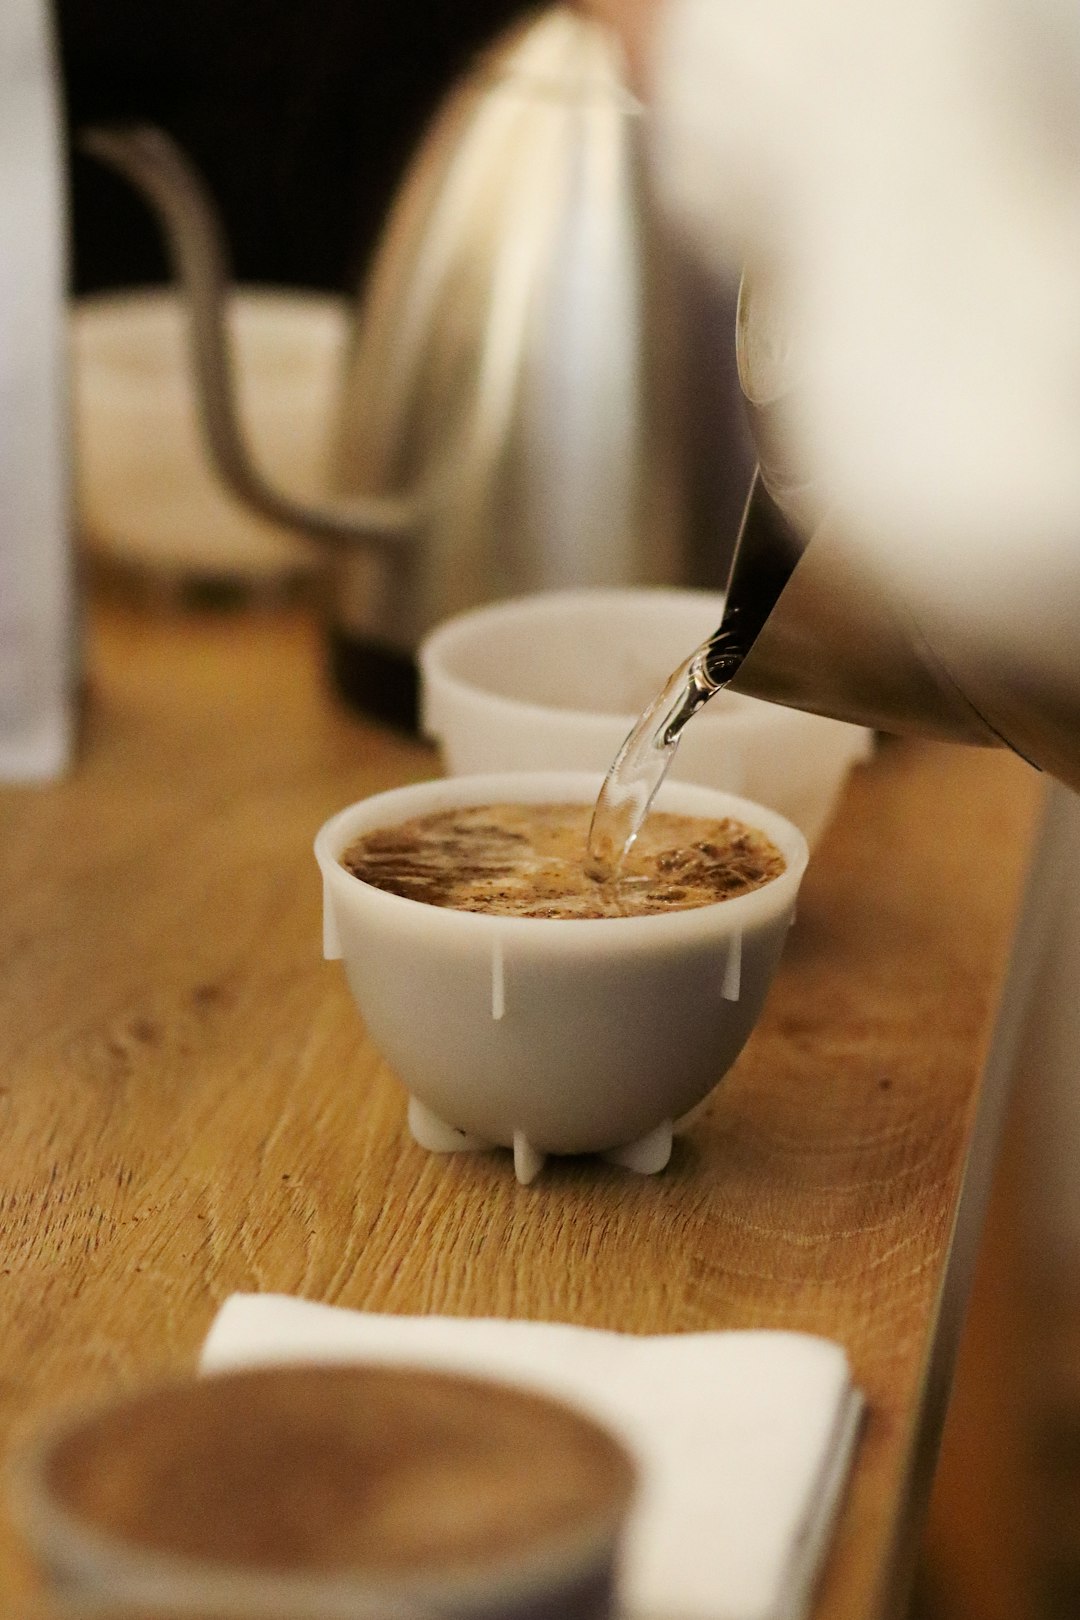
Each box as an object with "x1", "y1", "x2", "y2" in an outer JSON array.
[
  {"x1": 419, "y1": 589, "x2": 873, "y2": 850},
  {"x1": 16, "y1": 1363, "x2": 635, "y2": 1620},
  {"x1": 315, "y1": 771, "x2": 808, "y2": 1185}
]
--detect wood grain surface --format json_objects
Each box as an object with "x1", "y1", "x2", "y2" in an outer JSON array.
[{"x1": 0, "y1": 599, "x2": 1044, "y2": 1616}]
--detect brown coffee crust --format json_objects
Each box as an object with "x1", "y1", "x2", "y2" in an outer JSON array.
[
  {"x1": 43, "y1": 1364, "x2": 634, "y2": 1576},
  {"x1": 341, "y1": 803, "x2": 786, "y2": 918}
]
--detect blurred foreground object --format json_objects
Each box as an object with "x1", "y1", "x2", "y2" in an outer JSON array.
[
  {"x1": 16, "y1": 1362, "x2": 634, "y2": 1620},
  {"x1": 642, "y1": 0, "x2": 1080, "y2": 549},
  {"x1": 0, "y1": 0, "x2": 77, "y2": 780}
]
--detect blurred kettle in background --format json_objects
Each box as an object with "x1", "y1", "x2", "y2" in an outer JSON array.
[{"x1": 83, "y1": 4, "x2": 752, "y2": 728}]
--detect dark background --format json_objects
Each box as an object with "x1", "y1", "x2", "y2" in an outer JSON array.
[{"x1": 59, "y1": 0, "x2": 532, "y2": 296}]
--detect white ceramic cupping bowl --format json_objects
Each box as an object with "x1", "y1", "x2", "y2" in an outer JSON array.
[
  {"x1": 419, "y1": 589, "x2": 873, "y2": 849},
  {"x1": 316, "y1": 772, "x2": 808, "y2": 1185}
]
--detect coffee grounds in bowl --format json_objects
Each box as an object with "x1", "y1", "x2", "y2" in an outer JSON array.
[{"x1": 340, "y1": 803, "x2": 785, "y2": 919}]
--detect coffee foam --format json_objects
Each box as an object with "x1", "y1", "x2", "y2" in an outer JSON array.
[{"x1": 341, "y1": 803, "x2": 786, "y2": 918}]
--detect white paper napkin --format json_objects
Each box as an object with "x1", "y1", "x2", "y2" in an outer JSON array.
[{"x1": 202, "y1": 1294, "x2": 863, "y2": 1620}]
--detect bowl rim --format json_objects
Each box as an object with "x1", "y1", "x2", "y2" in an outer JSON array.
[{"x1": 315, "y1": 770, "x2": 808, "y2": 942}]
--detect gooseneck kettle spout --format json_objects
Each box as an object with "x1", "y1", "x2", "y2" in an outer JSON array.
[{"x1": 79, "y1": 125, "x2": 417, "y2": 550}]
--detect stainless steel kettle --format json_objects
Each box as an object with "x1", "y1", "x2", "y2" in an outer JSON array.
[
  {"x1": 83, "y1": 5, "x2": 751, "y2": 727},
  {"x1": 721, "y1": 266, "x2": 1080, "y2": 792}
]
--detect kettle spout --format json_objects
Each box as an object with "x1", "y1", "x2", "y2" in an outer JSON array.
[
  {"x1": 78, "y1": 125, "x2": 414, "y2": 550},
  {"x1": 724, "y1": 477, "x2": 1006, "y2": 749}
]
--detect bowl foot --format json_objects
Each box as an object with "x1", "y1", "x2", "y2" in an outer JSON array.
[
  {"x1": 512, "y1": 1131, "x2": 546, "y2": 1186},
  {"x1": 406, "y1": 1097, "x2": 674, "y2": 1182},
  {"x1": 407, "y1": 1096, "x2": 488, "y2": 1155},
  {"x1": 602, "y1": 1119, "x2": 674, "y2": 1175}
]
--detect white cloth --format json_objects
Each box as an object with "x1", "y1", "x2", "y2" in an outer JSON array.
[{"x1": 202, "y1": 1294, "x2": 863, "y2": 1620}]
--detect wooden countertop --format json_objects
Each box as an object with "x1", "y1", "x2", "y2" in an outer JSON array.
[{"x1": 0, "y1": 598, "x2": 1044, "y2": 1616}]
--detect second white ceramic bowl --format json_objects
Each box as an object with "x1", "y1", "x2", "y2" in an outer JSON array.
[
  {"x1": 419, "y1": 589, "x2": 873, "y2": 849},
  {"x1": 315, "y1": 772, "x2": 808, "y2": 1184}
]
